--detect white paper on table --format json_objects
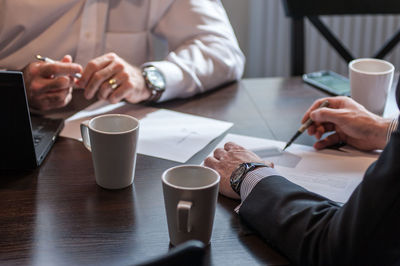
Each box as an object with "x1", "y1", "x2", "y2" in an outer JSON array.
[
  {"x1": 60, "y1": 100, "x2": 233, "y2": 163},
  {"x1": 138, "y1": 109, "x2": 233, "y2": 162},
  {"x1": 210, "y1": 134, "x2": 379, "y2": 203},
  {"x1": 60, "y1": 100, "x2": 127, "y2": 140}
]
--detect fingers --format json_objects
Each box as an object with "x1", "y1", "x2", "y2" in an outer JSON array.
[
  {"x1": 111, "y1": 65, "x2": 149, "y2": 104},
  {"x1": 301, "y1": 97, "x2": 332, "y2": 124},
  {"x1": 97, "y1": 71, "x2": 128, "y2": 100},
  {"x1": 204, "y1": 156, "x2": 219, "y2": 168},
  {"x1": 78, "y1": 53, "x2": 149, "y2": 104},
  {"x1": 108, "y1": 81, "x2": 135, "y2": 104},
  {"x1": 301, "y1": 96, "x2": 355, "y2": 124},
  {"x1": 210, "y1": 142, "x2": 248, "y2": 161},
  {"x1": 213, "y1": 148, "x2": 227, "y2": 160},
  {"x1": 314, "y1": 133, "x2": 342, "y2": 150},
  {"x1": 39, "y1": 61, "x2": 82, "y2": 78},
  {"x1": 61, "y1": 55, "x2": 73, "y2": 63},
  {"x1": 307, "y1": 122, "x2": 336, "y2": 139},
  {"x1": 78, "y1": 53, "x2": 115, "y2": 88},
  {"x1": 29, "y1": 76, "x2": 73, "y2": 95},
  {"x1": 83, "y1": 58, "x2": 123, "y2": 99},
  {"x1": 224, "y1": 142, "x2": 244, "y2": 151},
  {"x1": 30, "y1": 87, "x2": 73, "y2": 111},
  {"x1": 310, "y1": 107, "x2": 349, "y2": 126}
]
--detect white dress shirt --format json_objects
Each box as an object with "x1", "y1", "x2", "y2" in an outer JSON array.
[{"x1": 0, "y1": 0, "x2": 244, "y2": 101}]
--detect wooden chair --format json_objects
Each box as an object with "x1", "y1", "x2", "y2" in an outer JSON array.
[{"x1": 282, "y1": 0, "x2": 400, "y2": 75}]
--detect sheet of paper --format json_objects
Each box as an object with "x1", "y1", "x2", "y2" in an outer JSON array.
[
  {"x1": 60, "y1": 100, "x2": 127, "y2": 140},
  {"x1": 138, "y1": 109, "x2": 233, "y2": 162},
  {"x1": 60, "y1": 100, "x2": 233, "y2": 163},
  {"x1": 211, "y1": 134, "x2": 379, "y2": 203}
]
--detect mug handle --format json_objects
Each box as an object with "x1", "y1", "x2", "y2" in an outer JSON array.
[
  {"x1": 80, "y1": 120, "x2": 91, "y2": 152},
  {"x1": 177, "y1": 201, "x2": 192, "y2": 233}
]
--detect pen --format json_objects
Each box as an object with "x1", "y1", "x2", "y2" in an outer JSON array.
[
  {"x1": 35, "y1": 54, "x2": 82, "y2": 79},
  {"x1": 282, "y1": 100, "x2": 330, "y2": 151}
]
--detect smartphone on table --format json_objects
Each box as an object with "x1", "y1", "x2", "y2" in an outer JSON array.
[{"x1": 302, "y1": 70, "x2": 351, "y2": 96}]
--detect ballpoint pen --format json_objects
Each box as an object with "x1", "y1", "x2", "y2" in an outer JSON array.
[
  {"x1": 35, "y1": 54, "x2": 82, "y2": 79},
  {"x1": 282, "y1": 100, "x2": 330, "y2": 151}
]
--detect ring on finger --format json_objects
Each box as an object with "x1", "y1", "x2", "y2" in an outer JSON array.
[{"x1": 108, "y1": 78, "x2": 118, "y2": 90}]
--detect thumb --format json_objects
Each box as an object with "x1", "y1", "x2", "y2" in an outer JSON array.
[
  {"x1": 310, "y1": 108, "x2": 348, "y2": 125},
  {"x1": 61, "y1": 55, "x2": 73, "y2": 63}
]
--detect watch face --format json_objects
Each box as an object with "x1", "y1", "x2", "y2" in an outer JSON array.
[{"x1": 147, "y1": 69, "x2": 165, "y2": 90}]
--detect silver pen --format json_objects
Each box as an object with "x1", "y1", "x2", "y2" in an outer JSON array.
[
  {"x1": 282, "y1": 100, "x2": 330, "y2": 151},
  {"x1": 35, "y1": 54, "x2": 82, "y2": 79}
]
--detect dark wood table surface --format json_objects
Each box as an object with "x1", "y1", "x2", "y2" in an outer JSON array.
[{"x1": 0, "y1": 77, "x2": 329, "y2": 266}]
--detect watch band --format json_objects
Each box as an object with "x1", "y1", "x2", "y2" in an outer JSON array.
[
  {"x1": 230, "y1": 162, "x2": 268, "y2": 196},
  {"x1": 146, "y1": 88, "x2": 163, "y2": 103}
]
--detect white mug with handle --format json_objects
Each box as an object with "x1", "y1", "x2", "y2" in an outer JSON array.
[
  {"x1": 162, "y1": 165, "x2": 220, "y2": 246},
  {"x1": 80, "y1": 114, "x2": 139, "y2": 189}
]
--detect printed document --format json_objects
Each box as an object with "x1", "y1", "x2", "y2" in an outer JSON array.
[{"x1": 211, "y1": 134, "x2": 379, "y2": 203}]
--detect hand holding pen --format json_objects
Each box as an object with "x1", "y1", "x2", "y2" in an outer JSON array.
[
  {"x1": 36, "y1": 55, "x2": 82, "y2": 79},
  {"x1": 300, "y1": 96, "x2": 389, "y2": 151},
  {"x1": 283, "y1": 100, "x2": 329, "y2": 151},
  {"x1": 22, "y1": 54, "x2": 83, "y2": 111}
]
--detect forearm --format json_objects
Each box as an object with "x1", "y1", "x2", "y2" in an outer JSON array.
[
  {"x1": 239, "y1": 176, "x2": 341, "y2": 265},
  {"x1": 151, "y1": 0, "x2": 244, "y2": 102},
  {"x1": 239, "y1": 129, "x2": 400, "y2": 265}
]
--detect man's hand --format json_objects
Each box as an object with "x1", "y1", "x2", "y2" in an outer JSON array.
[
  {"x1": 303, "y1": 96, "x2": 391, "y2": 151},
  {"x1": 77, "y1": 53, "x2": 150, "y2": 104},
  {"x1": 204, "y1": 142, "x2": 273, "y2": 199},
  {"x1": 23, "y1": 55, "x2": 82, "y2": 111}
]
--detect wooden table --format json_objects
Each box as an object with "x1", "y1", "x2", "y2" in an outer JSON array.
[{"x1": 0, "y1": 77, "x2": 328, "y2": 265}]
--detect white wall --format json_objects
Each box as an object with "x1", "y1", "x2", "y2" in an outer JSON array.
[{"x1": 222, "y1": 0, "x2": 400, "y2": 78}]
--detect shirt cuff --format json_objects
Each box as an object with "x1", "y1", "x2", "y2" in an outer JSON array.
[
  {"x1": 234, "y1": 166, "x2": 280, "y2": 213},
  {"x1": 141, "y1": 61, "x2": 190, "y2": 102},
  {"x1": 386, "y1": 117, "x2": 398, "y2": 143}
]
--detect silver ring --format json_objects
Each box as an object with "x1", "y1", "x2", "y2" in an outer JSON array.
[{"x1": 108, "y1": 78, "x2": 118, "y2": 90}]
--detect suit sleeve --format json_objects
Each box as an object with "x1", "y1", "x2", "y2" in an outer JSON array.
[
  {"x1": 147, "y1": 0, "x2": 245, "y2": 102},
  {"x1": 240, "y1": 127, "x2": 400, "y2": 265}
]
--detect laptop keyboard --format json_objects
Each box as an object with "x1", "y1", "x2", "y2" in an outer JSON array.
[
  {"x1": 31, "y1": 116, "x2": 63, "y2": 146},
  {"x1": 33, "y1": 135, "x2": 43, "y2": 146}
]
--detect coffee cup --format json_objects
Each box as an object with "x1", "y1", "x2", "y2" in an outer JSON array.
[
  {"x1": 349, "y1": 58, "x2": 394, "y2": 115},
  {"x1": 80, "y1": 114, "x2": 139, "y2": 189},
  {"x1": 161, "y1": 165, "x2": 220, "y2": 246}
]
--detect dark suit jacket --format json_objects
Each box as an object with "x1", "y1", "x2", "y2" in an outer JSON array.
[{"x1": 240, "y1": 121, "x2": 400, "y2": 265}]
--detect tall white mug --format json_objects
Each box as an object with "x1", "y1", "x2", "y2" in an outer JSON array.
[
  {"x1": 162, "y1": 165, "x2": 220, "y2": 246},
  {"x1": 349, "y1": 58, "x2": 395, "y2": 115},
  {"x1": 80, "y1": 114, "x2": 139, "y2": 189}
]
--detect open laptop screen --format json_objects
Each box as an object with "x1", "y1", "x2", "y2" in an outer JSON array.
[
  {"x1": 0, "y1": 71, "x2": 37, "y2": 169},
  {"x1": 0, "y1": 71, "x2": 64, "y2": 170}
]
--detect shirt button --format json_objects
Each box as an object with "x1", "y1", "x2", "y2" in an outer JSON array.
[{"x1": 85, "y1": 32, "x2": 92, "y2": 39}]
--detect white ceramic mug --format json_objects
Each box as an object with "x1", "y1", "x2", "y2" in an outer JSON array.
[
  {"x1": 80, "y1": 114, "x2": 139, "y2": 189},
  {"x1": 349, "y1": 58, "x2": 395, "y2": 115},
  {"x1": 162, "y1": 165, "x2": 220, "y2": 246}
]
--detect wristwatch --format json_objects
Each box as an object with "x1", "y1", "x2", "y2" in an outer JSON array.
[
  {"x1": 142, "y1": 66, "x2": 166, "y2": 103},
  {"x1": 230, "y1": 162, "x2": 268, "y2": 196}
]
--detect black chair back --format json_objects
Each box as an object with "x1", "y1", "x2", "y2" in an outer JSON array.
[{"x1": 282, "y1": 0, "x2": 400, "y2": 75}]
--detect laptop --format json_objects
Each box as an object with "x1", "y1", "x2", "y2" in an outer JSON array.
[{"x1": 0, "y1": 71, "x2": 64, "y2": 170}]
